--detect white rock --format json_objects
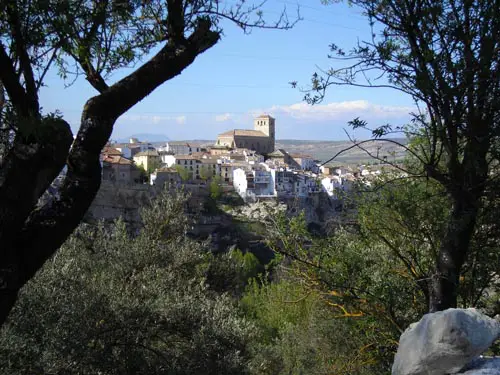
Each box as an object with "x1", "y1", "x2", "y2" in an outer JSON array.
[
  {"x1": 459, "y1": 358, "x2": 500, "y2": 375},
  {"x1": 392, "y1": 308, "x2": 500, "y2": 375}
]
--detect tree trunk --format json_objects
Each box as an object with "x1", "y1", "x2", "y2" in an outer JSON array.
[
  {"x1": 0, "y1": 19, "x2": 220, "y2": 327},
  {"x1": 429, "y1": 195, "x2": 480, "y2": 312},
  {"x1": 429, "y1": 128, "x2": 490, "y2": 312}
]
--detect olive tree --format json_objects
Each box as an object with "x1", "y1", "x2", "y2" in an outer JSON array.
[{"x1": 0, "y1": 188, "x2": 255, "y2": 374}]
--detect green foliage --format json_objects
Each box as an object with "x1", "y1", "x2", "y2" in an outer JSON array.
[
  {"x1": 199, "y1": 165, "x2": 214, "y2": 181},
  {"x1": 242, "y1": 278, "x2": 389, "y2": 375},
  {"x1": 207, "y1": 249, "x2": 264, "y2": 296},
  {"x1": 357, "y1": 177, "x2": 449, "y2": 303},
  {"x1": 175, "y1": 165, "x2": 192, "y2": 182},
  {"x1": 146, "y1": 158, "x2": 162, "y2": 176},
  {"x1": 209, "y1": 176, "x2": 223, "y2": 200},
  {"x1": 263, "y1": 208, "x2": 426, "y2": 372},
  {"x1": 257, "y1": 172, "x2": 500, "y2": 373},
  {"x1": 356, "y1": 173, "x2": 500, "y2": 312},
  {"x1": 0, "y1": 189, "x2": 254, "y2": 375},
  {"x1": 306, "y1": 0, "x2": 500, "y2": 311}
]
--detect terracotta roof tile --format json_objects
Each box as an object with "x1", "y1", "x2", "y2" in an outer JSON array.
[
  {"x1": 218, "y1": 129, "x2": 268, "y2": 137},
  {"x1": 174, "y1": 154, "x2": 200, "y2": 160},
  {"x1": 103, "y1": 155, "x2": 135, "y2": 165},
  {"x1": 134, "y1": 150, "x2": 159, "y2": 157},
  {"x1": 102, "y1": 146, "x2": 122, "y2": 156}
]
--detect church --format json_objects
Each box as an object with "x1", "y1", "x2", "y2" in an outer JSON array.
[{"x1": 216, "y1": 114, "x2": 276, "y2": 155}]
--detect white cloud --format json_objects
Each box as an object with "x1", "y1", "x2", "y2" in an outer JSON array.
[
  {"x1": 152, "y1": 115, "x2": 164, "y2": 124},
  {"x1": 251, "y1": 100, "x2": 415, "y2": 123},
  {"x1": 175, "y1": 115, "x2": 186, "y2": 125},
  {"x1": 215, "y1": 113, "x2": 232, "y2": 122},
  {"x1": 120, "y1": 114, "x2": 187, "y2": 125}
]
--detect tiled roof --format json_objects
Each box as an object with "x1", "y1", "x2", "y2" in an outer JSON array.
[
  {"x1": 218, "y1": 129, "x2": 268, "y2": 137},
  {"x1": 102, "y1": 146, "x2": 122, "y2": 156},
  {"x1": 190, "y1": 151, "x2": 210, "y2": 158},
  {"x1": 200, "y1": 158, "x2": 219, "y2": 164},
  {"x1": 156, "y1": 167, "x2": 178, "y2": 173},
  {"x1": 174, "y1": 154, "x2": 200, "y2": 160},
  {"x1": 267, "y1": 149, "x2": 288, "y2": 157},
  {"x1": 134, "y1": 150, "x2": 159, "y2": 157},
  {"x1": 169, "y1": 141, "x2": 199, "y2": 147},
  {"x1": 256, "y1": 114, "x2": 274, "y2": 119},
  {"x1": 103, "y1": 155, "x2": 134, "y2": 165},
  {"x1": 210, "y1": 144, "x2": 231, "y2": 149}
]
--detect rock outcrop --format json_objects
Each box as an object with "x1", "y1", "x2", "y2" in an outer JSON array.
[
  {"x1": 392, "y1": 308, "x2": 500, "y2": 375},
  {"x1": 460, "y1": 358, "x2": 500, "y2": 374}
]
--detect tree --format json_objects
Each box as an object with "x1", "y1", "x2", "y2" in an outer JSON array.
[
  {"x1": 0, "y1": 189, "x2": 254, "y2": 374},
  {"x1": 0, "y1": 0, "x2": 296, "y2": 325},
  {"x1": 209, "y1": 175, "x2": 223, "y2": 200},
  {"x1": 242, "y1": 276, "x2": 390, "y2": 375},
  {"x1": 175, "y1": 165, "x2": 192, "y2": 182},
  {"x1": 263, "y1": 211, "x2": 419, "y2": 368},
  {"x1": 199, "y1": 164, "x2": 214, "y2": 181},
  {"x1": 355, "y1": 166, "x2": 500, "y2": 313},
  {"x1": 305, "y1": 0, "x2": 500, "y2": 312}
]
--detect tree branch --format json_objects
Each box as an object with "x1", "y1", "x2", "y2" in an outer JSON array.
[
  {"x1": 0, "y1": 43, "x2": 34, "y2": 118},
  {"x1": 5, "y1": 2, "x2": 39, "y2": 115},
  {"x1": 10, "y1": 16, "x2": 221, "y2": 306}
]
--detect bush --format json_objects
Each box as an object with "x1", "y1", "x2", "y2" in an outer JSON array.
[
  {"x1": 242, "y1": 278, "x2": 388, "y2": 375},
  {"x1": 0, "y1": 189, "x2": 254, "y2": 375}
]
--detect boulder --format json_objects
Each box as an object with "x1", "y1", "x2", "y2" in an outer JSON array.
[
  {"x1": 460, "y1": 358, "x2": 500, "y2": 375},
  {"x1": 392, "y1": 308, "x2": 500, "y2": 375}
]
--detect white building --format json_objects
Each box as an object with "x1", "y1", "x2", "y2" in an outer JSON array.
[
  {"x1": 295, "y1": 174, "x2": 320, "y2": 197},
  {"x1": 115, "y1": 138, "x2": 153, "y2": 158},
  {"x1": 275, "y1": 171, "x2": 297, "y2": 197},
  {"x1": 321, "y1": 175, "x2": 343, "y2": 198},
  {"x1": 233, "y1": 168, "x2": 276, "y2": 200},
  {"x1": 160, "y1": 153, "x2": 176, "y2": 167},
  {"x1": 160, "y1": 141, "x2": 201, "y2": 155},
  {"x1": 290, "y1": 154, "x2": 317, "y2": 172}
]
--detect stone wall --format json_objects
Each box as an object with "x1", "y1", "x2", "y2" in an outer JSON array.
[
  {"x1": 85, "y1": 181, "x2": 212, "y2": 227},
  {"x1": 85, "y1": 181, "x2": 153, "y2": 225}
]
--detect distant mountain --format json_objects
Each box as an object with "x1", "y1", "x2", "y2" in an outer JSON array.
[
  {"x1": 113, "y1": 133, "x2": 170, "y2": 143},
  {"x1": 275, "y1": 138, "x2": 408, "y2": 164}
]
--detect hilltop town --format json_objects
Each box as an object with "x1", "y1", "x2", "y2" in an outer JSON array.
[{"x1": 102, "y1": 114, "x2": 402, "y2": 203}]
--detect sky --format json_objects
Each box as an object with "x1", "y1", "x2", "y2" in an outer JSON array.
[{"x1": 39, "y1": 0, "x2": 416, "y2": 141}]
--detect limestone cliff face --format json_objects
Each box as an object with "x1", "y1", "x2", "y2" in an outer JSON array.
[
  {"x1": 88, "y1": 182, "x2": 341, "y2": 228},
  {"x1": 228, "y1": 193, "x2": 341, "y2": 225},
  {"x1": 85, "y1": 181, "x2": 209, "y2": 227},
  {"x1": 85, "y1": 181, "x2": 152, "y2": 226}
]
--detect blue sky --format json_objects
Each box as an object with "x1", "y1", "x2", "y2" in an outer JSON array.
[{"x1": 39, "y1": 0, "x2": 415, "y2": 141}]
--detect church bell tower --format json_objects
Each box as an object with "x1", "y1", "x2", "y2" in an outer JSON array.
[{"x1": 254, "y1": 114, "x2": 275, "y2": 152}]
